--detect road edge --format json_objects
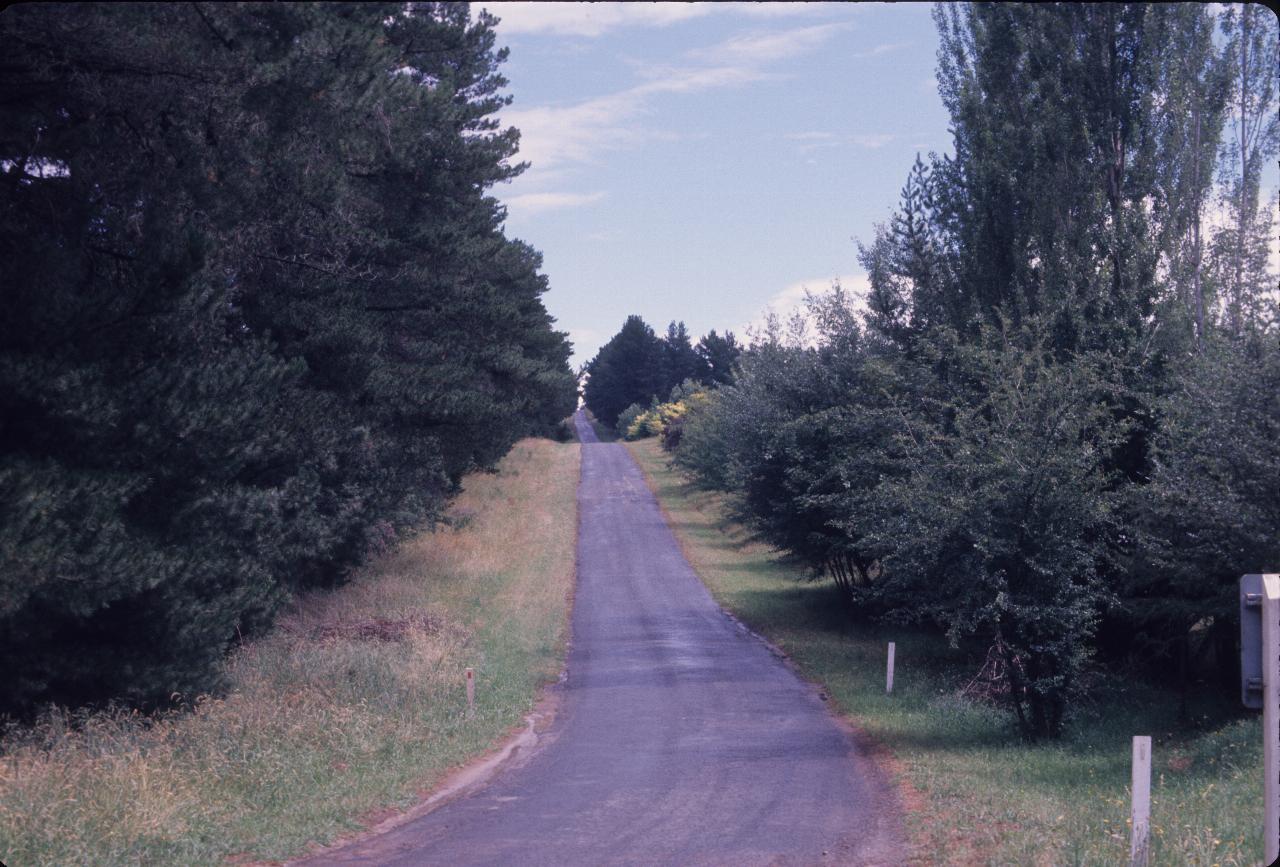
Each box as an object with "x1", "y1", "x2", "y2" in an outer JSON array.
[
  {"x1": 623, "y1": 439, "x2": 917, "y2": 866},
  {"x1": 277, "y1": 440, "x2": 584, "y2": 867},
  {"x1": 281, "y1": 677, "x2": 567, "y2": 866}
]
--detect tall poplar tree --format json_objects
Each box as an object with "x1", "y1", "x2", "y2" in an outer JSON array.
[
  {"x1": 1143, "y1": 4, "x2": 1231, "y2": 349},
  {"x1": 1211, "y1": 3, "x2": 1279, "y2": 336}
]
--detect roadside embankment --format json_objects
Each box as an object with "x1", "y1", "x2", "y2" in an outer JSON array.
[{"x1": 0, "y1": 437, "x2": 580, "y2": 866}]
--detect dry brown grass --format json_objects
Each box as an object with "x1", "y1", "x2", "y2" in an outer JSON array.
[{"x1": 0, "y1": 437, "x2": 580, "y2": 866}]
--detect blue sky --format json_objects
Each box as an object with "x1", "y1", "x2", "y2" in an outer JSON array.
[
  {"x1": 479, "y1": 2, "x2": 1277, "y2": 369},
  {"x1": 479, "y1": 1, "x2": 949, "y2": 367}
]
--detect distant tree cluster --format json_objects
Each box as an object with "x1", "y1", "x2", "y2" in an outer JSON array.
[
  {"x1": 615, "y1": 380, "x2": 709, "y2": 446},
  {"x1": 0, "y1": 3, "x2": 577, "y2": 716},
  {"x1": 671, "y1": 3, "x2": 1279, "y2": 739},
  {"x1": 582, "y1": 316, "x2": 740, "y2": 429}
]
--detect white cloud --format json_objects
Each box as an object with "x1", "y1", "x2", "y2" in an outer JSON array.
[
  {"x1": 727, "y1": 1, "x2": 843, "y2": 19},
  {"x1": 631, "y1": 63, "x2": 772, "y2": 96},
  {"x1": 849, "y1": 133, "x2": 895, "y2": 149},
  {"x1": 504, "y1": 190, "x2": 607, "y2": 215},
  {"x1": 702, "y1": 22, "x2": 852, "y2": 64},
  {"x1": 502, "y1": 22, "x2": 848, "y2": 173},
  {"x1": 785, "y1": 131, "x2": 896, "y2": 153},
  {"x1": 499, "y1": 14, "x2": 860, "y2": 193},
  {"x1": 503, "y1": 93, "x2": 645, "y2": 171},
  {"x1": 740, "y1": 272, "x2": 871, "y2": 340},
  {"x1": 481, "y1": 2, "x2": 709, "y2": 37},
  {"x1": 505, "y1": 73, "x2": 756, "y2": 173},
  {"x1": 482, "y1": 1, "x2": 841, "y2": 38},
  {"x1": 852, "y1": 40, "x2": 912, "y2": 59},
  {"x1": 786, "y1": 130, "x2": 841, "y2": 155},
  {"x1": 786, "y1": 131, "x2": 838, "y2": 142}
]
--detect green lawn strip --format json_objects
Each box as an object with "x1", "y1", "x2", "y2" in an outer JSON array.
[
  {"x1": 0, "y1": 439, "x2": 580, "y2": 867},
  {"x1": 626, "y1": 438, "x2": 1263, "y2": 866}
]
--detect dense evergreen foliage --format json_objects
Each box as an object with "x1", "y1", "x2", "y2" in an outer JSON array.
[
  {"x1": 583, "y1": 315, "x2": 740, "y2": 428},
  {"x1": 672, "y1": 3, "x2": 1279, "y2": 739},
  {"x1": 0, "y1": 3, "x2": 576, "y2": 715}
]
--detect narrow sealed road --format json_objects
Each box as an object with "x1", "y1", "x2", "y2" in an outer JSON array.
[{"x1": 312, "y1": 410, "x2": 903, "y2": 866}]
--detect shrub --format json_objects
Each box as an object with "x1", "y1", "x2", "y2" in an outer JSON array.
[
  {"x1": 615, "y1": 403, "x2": 648, "y2": 439},
  {"x1": 1124, "y1": 333, "x2": 1280, "y2": 676},
  {"x1": 868, "y1": 325, "x2": 1125, "y2": 740}
]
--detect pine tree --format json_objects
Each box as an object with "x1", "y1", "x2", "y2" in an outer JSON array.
[
  {"x1": 1, "y1": 3, "x2": 313, "y2": 709},
  {"x1": 0, "y1": 2, "x2": 575, "y2": 715},
  {"x1": 695, "y1": 330, "x2": 742, "y2": 385},
  {"x1": 661, "y1": 321, "x2": 709, "y2": 395},
  {"x1": 583, "y1": 316, "x2": 666, "y2": 428}
]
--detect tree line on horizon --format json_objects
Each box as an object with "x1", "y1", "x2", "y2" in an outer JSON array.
[
  {"x1": 629, "y1": 3, "x2": 1279, "y2": 739},
  {"x1": 582, "y1": 317, "x2": 741, "y2": 430},
  {"x1": 0, "y1": 3, "x2": 577, "y2": 717}
]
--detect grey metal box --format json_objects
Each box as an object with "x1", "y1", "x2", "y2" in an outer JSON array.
[{"x1": 1242, "y1": 573, "x2": 1264, "y2": 709}]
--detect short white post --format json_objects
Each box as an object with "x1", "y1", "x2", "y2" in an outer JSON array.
[
  {"x1": 886, "y1": 642, "x2": 896, "y2": 694},
  {"x1": 1263, "y1": 575, "x2": 1280, "y2": 864},
  {"x1": 465, "y1": 667, "x2": 475, "y2": 716},
  {"x1": 1130, "y1": 735, "x2": 1151, "y2": 867}
]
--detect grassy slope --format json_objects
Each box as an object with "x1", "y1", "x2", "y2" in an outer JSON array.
[
  {"x1": 627, "y1": 438, "x2": 1264, "y2": 867},
  {"x1": 0, "y1": 437, "x2": 580, "y2": 866}
]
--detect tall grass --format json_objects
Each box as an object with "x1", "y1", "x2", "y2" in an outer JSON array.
[
  {"x1": 627, "y1": 438, "x2": 1265, "y2": 866},
  {"x1": 0, "y1": 437, "x2": 580, "y2": 866}
]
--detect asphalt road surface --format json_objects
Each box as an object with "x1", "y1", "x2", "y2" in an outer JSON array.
[{"x1": 309, "y1": 410, "x2": 904, "y2": 866}]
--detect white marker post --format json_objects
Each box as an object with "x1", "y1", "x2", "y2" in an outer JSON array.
[
  {"x1": 1263, "y1": 575, "x2": 1280, "y2": 864},
  {"x1": 886, "y1": 642, "x2": 896, "y2": 694},
  {"x1": 465, "y1": 667, "x2": 475, "y2": 716},
  {"x1": 1129, "y1": 735, "x2": 1151, "y2": 867},
  {"x1": 1245, "y1": 574, "x2": 1280, "y2": 861}
]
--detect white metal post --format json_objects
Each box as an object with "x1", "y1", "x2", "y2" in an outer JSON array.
[
  {"x1": 1262, "y1": 575, "x2": 1280, "y2": 864},
  {"x1": 1130, "y1": 735, "x2": 1151, "y2": 867},
  {"x1": 886, "y1": 642, "x2": 895, "y2": 694}
]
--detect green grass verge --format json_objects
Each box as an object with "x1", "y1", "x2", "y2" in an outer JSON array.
[
  {"x1": 0, "y1": 438, "x2": 580, "y2": 866},
  {"x1": 627, "y1": 437, "x2": 1264, "y2": 867}
]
